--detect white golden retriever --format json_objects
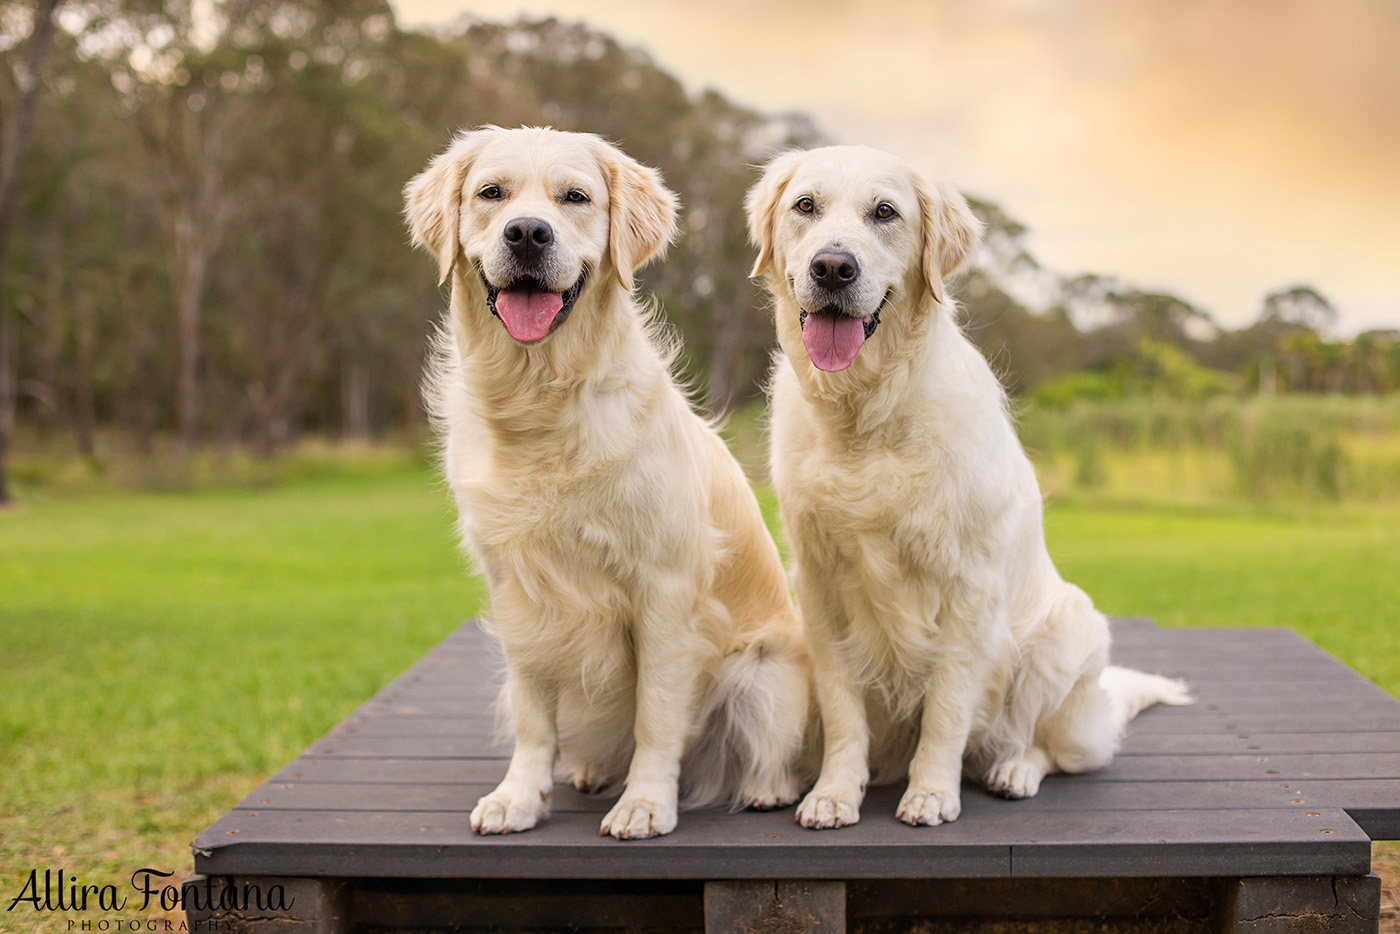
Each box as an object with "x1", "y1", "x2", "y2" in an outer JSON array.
[
  {"x1": 747, "y1": 145, "x2": 1189, "y2": 830},
  {"x1": 405, "y1": 127, "x2": 812, "y2": 839}
]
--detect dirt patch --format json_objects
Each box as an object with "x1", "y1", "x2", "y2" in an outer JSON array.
[{"x1": 1376, "y1": 842, "x2": 1400, "y2": 933}]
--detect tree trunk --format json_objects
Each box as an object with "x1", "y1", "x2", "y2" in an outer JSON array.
[
  {"x1": 0, "y1": 314, "x2": 12, "y2": 503},
  {"x1": 73, "y1": 292, "x2": 96, "y2": 458},
  {"x1": 168, "y1": 98, "x2": 228, "y2": 453},
  {"x1": 174, "y1": 209, "x2": 210, "y2": 450},
  {"x1": 0, "y1": 0, "x2": 64, "y2": 503},
  {"x1": 342, "y1": 356, "x2": 370, "y2": 439}
]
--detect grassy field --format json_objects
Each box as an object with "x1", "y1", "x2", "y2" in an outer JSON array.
[{"x1": 2, "y1": 455, "x2": 1398, "y2": 930}]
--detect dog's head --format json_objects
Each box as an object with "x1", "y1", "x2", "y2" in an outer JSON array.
[
  {"x1": 404, "y1": 126, "x2": 677, "y2": 344},
  {"x1": 746, "y1": 145, "x2": 981, "y2": 374}
]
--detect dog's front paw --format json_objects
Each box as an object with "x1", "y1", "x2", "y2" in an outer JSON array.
[
  {"x1": 470, "y1": 785, "x2": 548, "y2": 835},
  {"x1": 600, "y1": 792, "x2": 678, "y2": 840},
  {"x1": 896, "y1": 786, "x2": 961, "y2": 826},
  {"x1": 796, "y1": 785, "x2": 862, "y2": 829},
  {"x1": 986, "y1": 756, "x2": 1047, "y2": 799}
]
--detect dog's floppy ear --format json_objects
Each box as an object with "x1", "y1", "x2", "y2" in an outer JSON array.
[
  {"x1": 404, "y1": 132, "x2": 480, "y2": 285},
  {"x1": 600, "y1": 142, "x2": 678, "y2": 291},
  {"x1": 916, "y1": 177, "x2": 983, "y2": 307},
  {"x1": 745, "y1": 151, "x2": 801, "y2": 280}
]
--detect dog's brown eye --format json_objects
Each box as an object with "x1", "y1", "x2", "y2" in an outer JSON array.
[
  {"x1": 794, "y1": 196, "x2": 815, "y2": 215},
  {"x1": 564, "y1": 189, "x2": 590, "y2": 204},
  {"x1": 875, "y1": 202, "x2": 897, "y2": 220},
  {"x1": 478, "y1": 184, "x2": 502, "y2": 200}
]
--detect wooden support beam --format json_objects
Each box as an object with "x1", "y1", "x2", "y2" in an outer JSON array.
[
  {"x1": 704, "y1": 880, "x2": 845, "y2": 934},
  {"x1": 183, "y1": 874, "x2": 348, "y2": 934},
  {"x1": 1217, "y1": 874, "x2": 1380, "y2": 933}
]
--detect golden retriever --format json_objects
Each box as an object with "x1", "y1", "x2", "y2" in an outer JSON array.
[
  {"x1": 404, "y1": 127, "x2": 812, "y2": 839},
  {"x1": 747, "y1": 145, "x2": 1189, "y2": 830}
]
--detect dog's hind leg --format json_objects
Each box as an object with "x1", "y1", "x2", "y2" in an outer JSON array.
[
  {"x1": 1043, "y1": 674, "x2": 1119, "y2": 774},
  {"x1": 984, "y1": 582, "x2": 1116, "y2": 795}
]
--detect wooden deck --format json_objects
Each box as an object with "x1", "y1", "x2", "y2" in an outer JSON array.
[{"x1": 188, "y1": 618, "x2": 1398, "y2": 932}]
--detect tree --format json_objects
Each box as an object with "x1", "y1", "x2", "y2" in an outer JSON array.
[
  {"x1": 0, "y1": 0, "x2": 63, "y2": 503},
  {"x1": 1260, "y1": 284, "x2": 1337, "y2": 334}
]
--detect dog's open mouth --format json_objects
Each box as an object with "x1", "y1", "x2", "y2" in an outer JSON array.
[
  {"x1": 798, "y1": 293, "x2": 887, "y2": 372},
  {"x1": 485, "y1": 274, "x2": 585, "y2": 343}
]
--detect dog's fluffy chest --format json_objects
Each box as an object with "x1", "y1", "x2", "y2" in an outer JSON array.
[
  {"x1": 456, "y1": 443, "x2": 684, "y2": 593},
  {"x1": 783, "y1": 429, "x2": 970, "y2": 579}
]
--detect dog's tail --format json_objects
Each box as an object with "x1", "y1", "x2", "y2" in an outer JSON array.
[
  {"x1": 1099, "y1": 665, "x2": 1193, "y2": 729},
  {"x1": 681, "y1": 628, "x2": 814, "y2": 812}
]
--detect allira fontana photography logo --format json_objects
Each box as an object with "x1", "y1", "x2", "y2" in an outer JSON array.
[{"x1": 7, "y1": 869, "x2": 293, "y2": 920}]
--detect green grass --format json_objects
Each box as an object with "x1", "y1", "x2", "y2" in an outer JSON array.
[
  {"x1": 1046, "y1": 504, "x2": 1400, "y2": 696},
  {"x1": 0, "y1": 462, "x2": 482, "y2": 928},
  {"x1": 2, "y1": 460, "x2": 1398, "y2": 929}
]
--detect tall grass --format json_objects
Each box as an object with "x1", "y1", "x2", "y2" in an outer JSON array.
[{"x1": 1019, "y1": 395, "x2": 1400, "y2": 506}]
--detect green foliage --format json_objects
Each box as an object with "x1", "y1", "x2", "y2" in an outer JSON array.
[
  {"x1": 1021, "y1": 395, "x2": 1400, "y2": 505},
  {"x1": 1028, "y1": 370, "x2": 1126, "y2": 406},
  {"x1": 1028, "y1": 339, "x2": 1239, "y2": 406}
]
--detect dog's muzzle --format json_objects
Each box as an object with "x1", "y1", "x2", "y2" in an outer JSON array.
[
  {"x1": 484, "y1": 273, "x2": 586, "y2": 343},
  {"x1": 798, "y1": 292, "x2": 889, "y2": 373}
]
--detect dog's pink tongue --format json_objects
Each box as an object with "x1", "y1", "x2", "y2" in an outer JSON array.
[
  {"x1": 802, "y1": 311, "x2": 867, "y2": 372},
  {"x1": 495, "y1": 288, "x2": 563, "y2": 342}
]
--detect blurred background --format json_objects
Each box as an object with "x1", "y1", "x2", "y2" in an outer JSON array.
[
  {"x1": 1, "y1": 1, "x2": 1398, "y2": 928},
  {"x1": 0, "y1": 0, "x2": 1398, "y2": 500}
]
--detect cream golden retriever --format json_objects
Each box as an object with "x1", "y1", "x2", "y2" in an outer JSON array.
[
  {"x1": 747, "y1": 145, "x2": 1189, "y2": 830},
  {"x1": 404, "y1": 126, "x2": 811, "y2": 839}
]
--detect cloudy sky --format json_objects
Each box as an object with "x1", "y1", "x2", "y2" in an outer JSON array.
[{"x1": 392, "y1": 0, "x2": 1398, "y2": 332}]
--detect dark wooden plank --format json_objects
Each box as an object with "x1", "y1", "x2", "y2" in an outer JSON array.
[
  {"x1": 1118, "y1": 731, "x2": 1400, "y2": 755},
  {"x1": 1116, "y1": 656, "x2": 1359, "y2": 676},
  {"x1": 332, "y1": 710, "x2": 1400, "y2": 738},
  {"x1": 347, "y1": 682, "x2": 1398, "y2": 721},
  {"x1": 1114, "y1": 646, "x2": 1334, "y2": 664},
  {"x1": 190, "y1": 806, "x2": 1368, "y2": 880},
  {"x1": 1127, "y1": 666, "x2": 1359, "y2": 684},
  {"x1": 371, "y1": 665, "x2": 1366, "y2": 702},
  {"x1": 236, "y1": 775, "x2": 1400, "y2": 842},
  {"x1": 267, "y1": 750, "x2": 1400, "y2": 787},
  {"x1": 1109, "y1": 626, "x2": 1307, "y2": 647},
  {"x1": 194, "y1": 807, "x2": 1011, "y2": 880},
  {"x1": 1176, "y1": 690, "x2": 1395, "y2": 713},
  {"x1": 1006, "y1": 807, "x2": 1370, "y2": 878},
  {"x1": 1128, "y1": 712, "x2": 1400, "y2": 735},
  {"x1": 235, "y1": 777, "x2": 1400, "y2": 820},
  {"x1": 1175, "y1": 679, "x2": 1396, "y2": 700},
  {"x1": 329, "y1": 719, "x2": 500, "y2": 738},
  {"x1": 299, "y1": 730, "x2": 1400, "y2": 759},
  {"x1": 1091, "y1": 752, "x2": 1400, "y2": 782},
  {"x1": 268, "y1": 758, "x2": 510, "y2": 783}
]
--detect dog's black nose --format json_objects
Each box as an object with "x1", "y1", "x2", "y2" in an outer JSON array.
[
  {"x1": 503, "y1": 217, "x2": 554, "y2": 263},
  {"x1": 810, "y1": 250, "x2": 860, "y2": 291}
]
